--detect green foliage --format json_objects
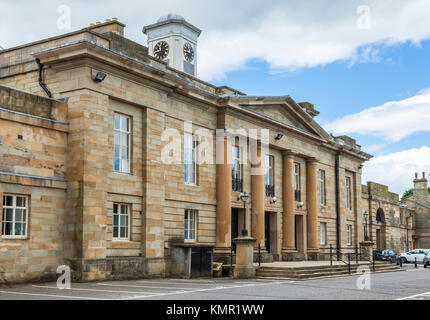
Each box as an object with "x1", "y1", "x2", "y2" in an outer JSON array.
[{"x1": 401, "y1": 187, "x2": 430, "y2": 201}]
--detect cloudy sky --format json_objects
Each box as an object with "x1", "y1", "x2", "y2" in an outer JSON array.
[{"x1": 1, "y1": 0, "x2": 430, "y2": 195}]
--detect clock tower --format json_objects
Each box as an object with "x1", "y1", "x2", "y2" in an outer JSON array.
[{"x1": 143, "y1": 14, "x2": 201, "y2": 77}]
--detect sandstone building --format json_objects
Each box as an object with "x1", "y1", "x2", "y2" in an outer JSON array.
[{"x1": 0, "y1": 15, "x2": 428, "y2": 282}]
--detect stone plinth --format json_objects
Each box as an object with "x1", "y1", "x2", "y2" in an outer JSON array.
[
  {"x1": 360, "y1": 241, "x2": 374, "y2": 261},
  {"x1": 233, "y1": 236, "x2": 256, "y2": 278}
]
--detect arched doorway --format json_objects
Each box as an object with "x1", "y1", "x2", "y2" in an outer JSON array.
[{"x1": 375, "y1": 208, "x2": 386, "y2": 250}]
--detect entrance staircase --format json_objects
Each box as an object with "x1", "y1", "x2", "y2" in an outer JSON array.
[{"x1": 256, "y1": 262, "x2": 402, "y2": 280}]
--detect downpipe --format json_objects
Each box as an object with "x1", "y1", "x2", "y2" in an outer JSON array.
[{"x1": 36, "y1": 58, "x2": 52, "y2": 98}]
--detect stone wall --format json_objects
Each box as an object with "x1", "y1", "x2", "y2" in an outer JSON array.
[{"x1": 0, "y1": 86, "x2": 68, "y2": 283}]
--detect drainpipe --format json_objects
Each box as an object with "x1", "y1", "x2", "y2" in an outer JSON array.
[
  {"x1": 35, "y1": 58, "x2": 52, "y2": 98},
  {"x1": 335, "y1": 153, "x2": 341, "y2": 255}
]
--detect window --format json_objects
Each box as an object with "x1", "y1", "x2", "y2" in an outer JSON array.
[
  {"x1": 114, "y1": 114, "x2": 131, "y2": 173},
  {"x1": 320, "y1": 222, "x2": 327, "y2": 245},
  {"x1": 184, "y1": 209, "x2": 196, "y2": 241},
  {"x1": 294, "y1": 163, "x2": 301, "y2": 201},
  {"x1": 265, "y1": 155, "x2": 275, "y2": 197},
  {"x1": 319, "y1": 169, "x2": 326, "y2": 206},
  {"x1": 113, "y1": 203, "x2": 130, "y2": 240},
  {"x1": 2, "y1": 194, "x2": 28, "y2": 238},
  {"x1": 345, "y1": 177, "x2": 352, "y2": 210},
  {"x1": 347, "y1": 225, "x2": 352, "y2": 245},
  {"x1": 231, "y1": 145, "x2": 242, "y2": 192},
  {"x1": 184, "y1": 133, "x2": 197, "y2": 184}
]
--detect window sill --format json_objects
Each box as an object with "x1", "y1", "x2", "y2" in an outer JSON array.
[
  {"x1": 1, "y1": 236, "x2": 28, "y2": 240},
  {"x1": 184, "y1": 239, "x2": 196, "y2": 243},
  {"x1": 113, "y1": 171, "x2": 132, "y2": 176},
  {"x1": 185, "y1": 183, "x2": 199, "y2": 188}
]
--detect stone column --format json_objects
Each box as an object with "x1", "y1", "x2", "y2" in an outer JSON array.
[
  {"x1": 216, "y1": 136, "x2": 232, "y2": 248},
  {"x1": 251, "y1": 145, "x2": 265, "y2": 249},
  {"x1": 282, "y1": 151, "x2": 296, "y2": 254},
  {"x1": 306, "y1": 158, "x2": 319, "y2": 255}
]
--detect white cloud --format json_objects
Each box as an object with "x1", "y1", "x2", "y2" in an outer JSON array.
[
  {"x1": 362, "y1": 146, "x2": 430, "y2": 195},
  {"x1": 2, "y1": 1, "x2": 430, "y2": 80},
  {"x1": 323, "y1": 88, "x2": 430, "y2": 142},
  {"x1": 362, "y1": 144, "x2": 385, "y2": 154}
]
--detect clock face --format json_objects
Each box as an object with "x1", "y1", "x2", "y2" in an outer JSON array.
[
  {"x1": 183, "y1": 43, "x2": 194, "y2": 62},
  {"x1": 153, "y1": 41, "x2": 169, "y2": 60}
]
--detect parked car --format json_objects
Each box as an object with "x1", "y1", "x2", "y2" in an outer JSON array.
[
  {"x1": 399, "y1": 249, "x2": 430, "y2": 263},
  {"x1": 423, "y1": 252, "x2": 430, "y2": 268},
  {"x1": 373, "y1": 250, "x2": 383, "y2": 261},
  {"x1": 373, "y1": 249, "x2": 396, "y2": 261},
  {"x1": 381, "y1": 250, "x2": 396, "y2": 261}
]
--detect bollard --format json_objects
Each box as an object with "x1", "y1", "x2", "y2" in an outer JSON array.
[
  {"x1": 415, "y1": 257, "x2": 418, "y2": 268},
  {"x1": 399, "y1": 257, "x2": 403, "y2": 268}
]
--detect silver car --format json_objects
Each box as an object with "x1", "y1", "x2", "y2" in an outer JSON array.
[{"x1": 399, "y1": 249, "x2": 430, "y2": 263}]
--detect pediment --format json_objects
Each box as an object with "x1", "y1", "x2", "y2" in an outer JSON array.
[{"x1": 247, "y1": 104, "x2": 310, "y2": 131}]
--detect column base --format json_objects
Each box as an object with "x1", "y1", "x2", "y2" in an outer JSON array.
[
  {"x1": 234, "y1": 265, "x2": 256, "y2": 279},
  {"x1": 282, "y1": 252, "x2": 307, "y2": 261},
  {"x1": 306, "y1": 248, "x2": 320, "y2": 261}
]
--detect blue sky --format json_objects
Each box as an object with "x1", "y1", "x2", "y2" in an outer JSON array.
[
  {"x1": 1, "y1": 0, "x2": 430, "y2": 194},
  {"x1": 211, "y1": 39, "x2": 430, "y2": 156}
]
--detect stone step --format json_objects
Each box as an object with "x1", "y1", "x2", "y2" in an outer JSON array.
[{"x1": 256, "y1": 263, "x2": 402, "y2": 280}]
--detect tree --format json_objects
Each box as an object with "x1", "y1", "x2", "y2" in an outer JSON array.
[{"x1": 401, "y1": 187, "x2": 430, "y2": 201}]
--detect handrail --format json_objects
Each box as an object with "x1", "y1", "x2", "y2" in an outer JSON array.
[
  {"x1": 329, "y1": 244, "x2": 350, "y2": 273},
  {"x1": 329, "y1": 244, "x2": 375, "y2": 273},
  {"x1": 253, "y1": 244, "x2": 262, "y2": 267}
]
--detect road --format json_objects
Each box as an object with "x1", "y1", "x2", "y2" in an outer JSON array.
[{"x1": 0, "y1": 265, "x2": 429, "y2": 300}]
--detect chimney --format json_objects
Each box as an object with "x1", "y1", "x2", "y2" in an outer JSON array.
[
  {"x1": 86, "y1": 18, "x2": 125, "y2": 36},
  {"x1": 413, "y1": 172, "x2": 429, "y2": 204}
]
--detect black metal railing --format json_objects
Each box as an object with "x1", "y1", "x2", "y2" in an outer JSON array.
[
  {"x1": 294, "y1": 189, "x2": 301, "y2": 201},
  {"x1": 254, "y1": 244, "x2": 262, "y2": 267},
  {"x1": 232, "y1": 177, "x2": 243, "y2": 192},
  {"x1": 328, "y1": 244, "x2": 375, "y2": 273},
  {"x1": 265, "y1": 185, "x2": 275, "y2": 197}
]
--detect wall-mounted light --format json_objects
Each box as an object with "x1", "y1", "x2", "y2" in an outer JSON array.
[
  {"x1": 275, "y1": 133, "x2": 284, "y2": 140},
  {"x1": 297, "y1": 201, "x2": 304, "y2": 209},
  {"x1": 270, "y1": 197, "x2": 277, "y2": 204},
  {"x1": 93, "y1": 72, "x2": 107, "y2": 82},
  {"x1": 358, "y1": 164, "x2": 364, "y2": 170}
]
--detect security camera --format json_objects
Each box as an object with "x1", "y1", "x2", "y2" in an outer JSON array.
[{"x1": 297, "y1": 202, "x2": 304, "y2": 208}]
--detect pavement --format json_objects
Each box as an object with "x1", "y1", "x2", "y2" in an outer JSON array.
[{"x1": 0, "y1": 264, "x2": 428, "y2": 300}]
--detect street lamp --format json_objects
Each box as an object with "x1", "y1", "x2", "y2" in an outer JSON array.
[
  {"x1": 239, "y1": 191, "x2": 249, "y2": 236},
  {"x1": 363, "y1": 211, "x2": 369, "y2": 241}
]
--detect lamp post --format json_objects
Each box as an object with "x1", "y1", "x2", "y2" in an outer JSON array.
[
  {"x1": 239, "y1": 191, "x2": 249, "y2": 236},
  {"x1": 363, "y1": 211, "x2": 369, "y2": 241}
]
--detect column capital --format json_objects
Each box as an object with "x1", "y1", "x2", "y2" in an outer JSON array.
[
  {"x1": 282, "y1": 150, "x2": 295, "y2": 158},
  {"x1": 306, "y1": 157, "x2": 319, "y2": 164}
]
